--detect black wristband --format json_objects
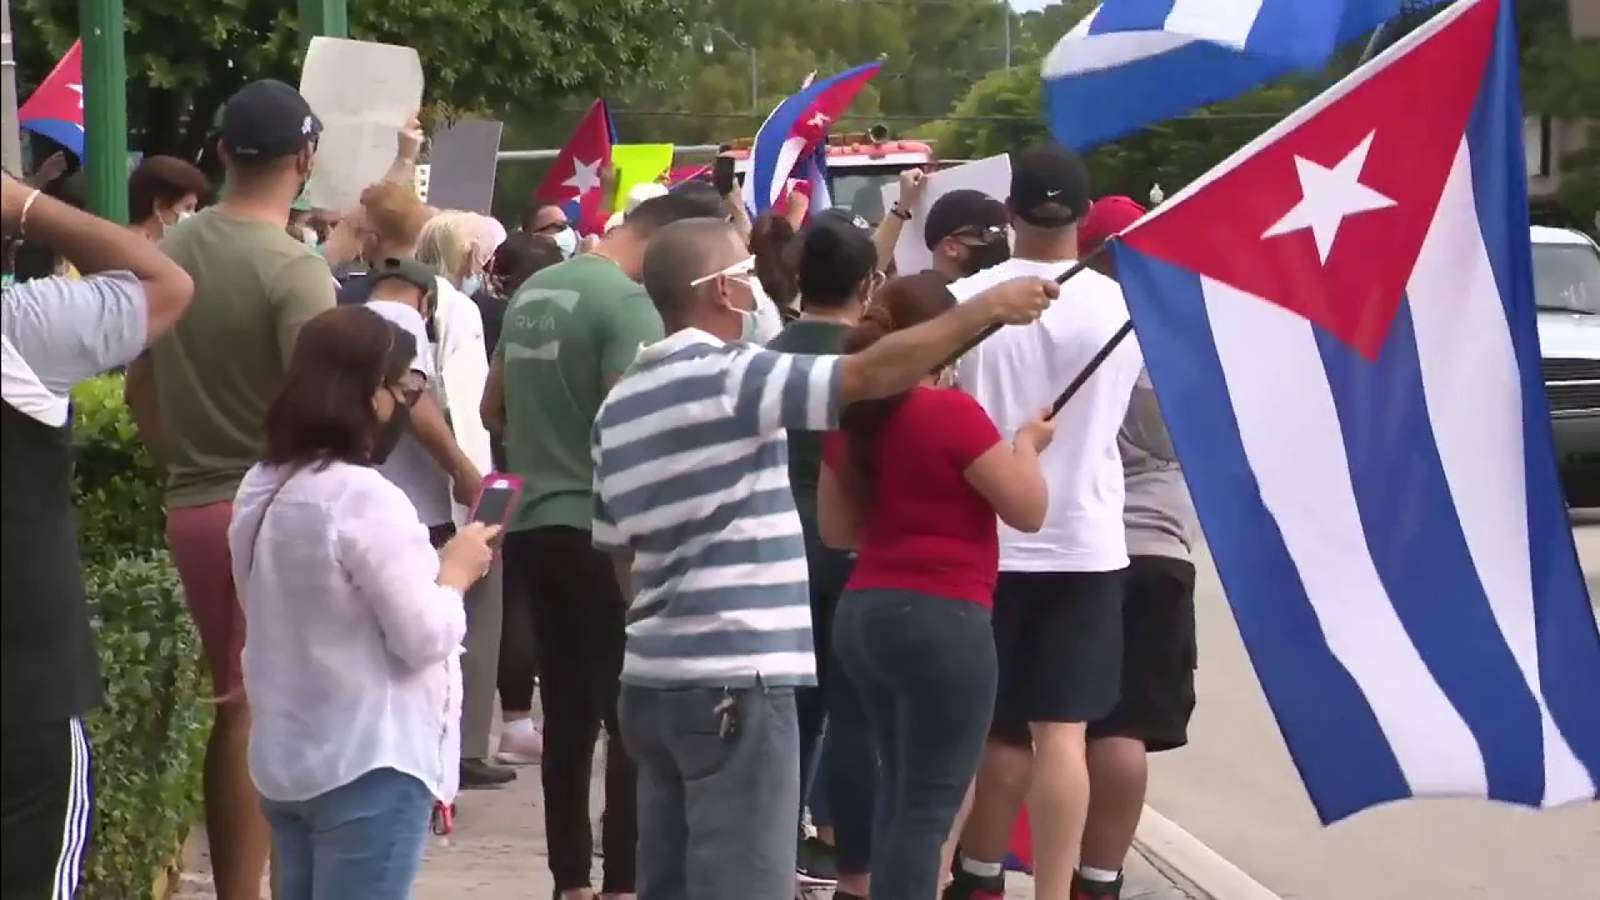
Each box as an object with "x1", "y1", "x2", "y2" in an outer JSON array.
[{"x1": 890, "y1": 203, "x2": 912, "y2": 222}]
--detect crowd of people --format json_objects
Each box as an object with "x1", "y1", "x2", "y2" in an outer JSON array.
[{"x1": 2, "y1": 75, "x2": 1199, "y2": 900}]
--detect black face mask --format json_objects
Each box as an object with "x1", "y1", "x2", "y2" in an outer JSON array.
[
  {"x1": 962, "y1": 238, "x2": 1012, "y2": 277},
  {"x1": 370, "y1": 401, "x2": 410, "y2": 465}
]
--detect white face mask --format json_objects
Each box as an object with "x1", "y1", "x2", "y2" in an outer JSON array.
[
  {"x1": 299, "y1": 226, "x2": 319, "y2": 248},
  {"x1": 553, "y1": 226, "x2": 579, "y2": 259}
]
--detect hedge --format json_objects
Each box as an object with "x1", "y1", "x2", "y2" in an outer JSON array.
[{"x1": 71, "y1": 374, "x2": 209, "y2": 898}]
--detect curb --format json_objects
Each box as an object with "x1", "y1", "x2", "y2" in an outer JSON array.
[{"x1": 1133, "y1": 806, "x2": 1282, "y2": 900}]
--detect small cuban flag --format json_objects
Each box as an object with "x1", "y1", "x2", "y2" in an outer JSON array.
[{"x1": 19, "y1": 40, "x2": 86, "y2": 159}]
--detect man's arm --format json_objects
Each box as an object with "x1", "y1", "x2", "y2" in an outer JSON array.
[
  {"x1": 873, "y1": 168, "x2": 925, "y2": 275},
  {"x1": 725, "y1": 191, "x2": 752, "y2": 243},
  {"x1": 836, "y1": 276, "x2": 1056, "y2": 406},
  {"x1": 480, "y1": 356, "x2": 507, "y2": 434},
  {"x1": 381, "y1": 115, "x2": 425, "y2": 187},
  {"x1": 610, "y1": 553, "x2": 634, "y2": 606},
  {"x1": 270, "y1": 255, "x2": 338, "y2": 366},
  {"x1": 411, "y1": 391, "x2": 483, "y2": 507},
  {"x1": 2, "y1": 171, "x2": 193, "y2": 340},
  {"x1": 124, "y1": 353, "x2": 169, "y2": 468}
]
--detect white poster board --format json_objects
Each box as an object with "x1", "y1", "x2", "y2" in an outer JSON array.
[
  {"x1": 299, "y1": 37, "x2": 424, "y2": 212},
  {"x1": 880, "y1": 154, "x2": 1011, "y2": 275}
]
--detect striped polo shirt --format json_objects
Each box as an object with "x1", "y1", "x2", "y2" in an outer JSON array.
[{"x1": 591, "y1": 328, "x2": 843, "y2": 688}]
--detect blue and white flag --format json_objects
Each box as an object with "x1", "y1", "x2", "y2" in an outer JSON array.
[
  {"x1": 1043, "y1": 0, "x2": 1430, "y2": 151},
  {"x1": 1114, "y1": 0, "x2": 1600, "y2": 822}
]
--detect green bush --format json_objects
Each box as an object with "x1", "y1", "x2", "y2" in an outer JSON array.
[
  {"x1": 80, "y1": 556, "x2": 209, "y2": 900},
  {"x1": 69, "y1": 374, "x2": 209, "y2": 899},
  {"x1": 72, "y1": 374, "x2": 167, "y2": 564}
]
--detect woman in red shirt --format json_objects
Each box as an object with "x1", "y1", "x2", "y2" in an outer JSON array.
[{"x1": 819, "y1": 272, "x2": 1054, "y2": 900}]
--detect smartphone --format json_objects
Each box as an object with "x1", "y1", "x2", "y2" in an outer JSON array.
[
  {"x1": 713, "y1": 155, "x2": 737, "y2": 197},
  {"x1": 469, "y1": 474, "x2": 524, "y2": 530}
]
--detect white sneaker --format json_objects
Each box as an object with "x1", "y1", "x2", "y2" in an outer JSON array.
[{"x1": 495, "y1": 721, "x2": 543, "y2": 765}]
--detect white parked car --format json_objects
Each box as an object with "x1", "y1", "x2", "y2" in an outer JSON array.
[{"x1": 1533, "y1": 226, "x2": 1600, "y2": 506}]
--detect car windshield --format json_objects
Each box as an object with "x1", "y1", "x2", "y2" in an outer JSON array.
[
  {"x1": 1533, "y1": 241, "x2": 1600, "y2": 315},
  {"x1": 829, "y1": 172, "x2": 895, "y2": 226}
]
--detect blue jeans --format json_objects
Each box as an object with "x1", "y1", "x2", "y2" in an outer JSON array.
[
  {"x1": 261, "y1": 768, "x2": 434, "y2": 900},
  {"x1": 620, "y1": 682, "x2": 800, "y2": 900},
  {"x1": 834, "y1": 589, "x2": 997, "y2": 900}
]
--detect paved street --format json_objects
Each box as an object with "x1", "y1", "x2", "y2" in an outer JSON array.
[{"x1": 1143, "y1": 514, "x2": 1600, "y2": 899}]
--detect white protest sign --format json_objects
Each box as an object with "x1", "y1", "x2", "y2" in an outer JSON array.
[
  {"x1": 880, "y1": 154, "x2": 1011, "y2": 275},
  {"x1": 299, "y1": 37, "x2": 424, "y2": 212}
]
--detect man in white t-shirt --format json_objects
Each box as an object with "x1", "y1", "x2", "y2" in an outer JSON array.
[{"x1": 945, "y1": 143, "x2": 1144, "y2": 900}]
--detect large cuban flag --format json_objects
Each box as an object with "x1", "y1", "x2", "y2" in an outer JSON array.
[
  {"x1": 1043, "y1": 1, "x2": 1436, "y2": 151},
  {"x1": 1114, "y1": 0, "x2": 1600, "y2": 822},
  {"x1": 743, "y1": 62, "x2": 880, "y2": 217}
]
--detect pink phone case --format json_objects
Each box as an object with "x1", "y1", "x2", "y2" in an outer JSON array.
[{"x1": 468, "y1": 473, "x2": 525, "y2": 528}]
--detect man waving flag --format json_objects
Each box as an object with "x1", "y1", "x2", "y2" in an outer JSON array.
[
  {"x1": 1114, "y1": 0, "x2": 1600, "y2": 822},
  {"x1": 743, "y1": 61, "x2": 881, "y2": 217}
]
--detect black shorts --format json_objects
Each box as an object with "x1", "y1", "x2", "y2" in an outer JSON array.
[
  {"x1": 989, "y1": 570, "x2": 1125, "y2": 743},
  {"x1": 0, "y1": 718, "x2": 94, "y2": 900},
  {"x1": 1089, "y1": 556, "x2": 1198, "y2": 752}
]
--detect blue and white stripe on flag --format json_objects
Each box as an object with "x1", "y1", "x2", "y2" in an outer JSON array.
[
  {"x1": 1043, "y1": 0, "x2": 1430, "y2": 151},
  {"x1": 1112, "y1": 0, "x2": 1600, "y2": 822}
]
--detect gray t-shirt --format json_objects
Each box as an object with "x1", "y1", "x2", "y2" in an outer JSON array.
[
  {"x1": 1119, "y1": 369, "x2": 1198, "y2": 561},
  {"x1": 2, "y1": 272, "x2": 148, "y2": 426},
  {"x1": 365, "y1": 300, "x2": 452, "y2": 527}
]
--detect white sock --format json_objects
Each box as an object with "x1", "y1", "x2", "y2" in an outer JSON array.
[
  {"x1": 960, "y1": 855, "x2": 1003, "y2": 878},
  {"x1": 1079, "y1": 865, "x2": 1121, "y2": 883},
  {"x1": 502, "y1": 716, "x2": 535, "y2": 739}
]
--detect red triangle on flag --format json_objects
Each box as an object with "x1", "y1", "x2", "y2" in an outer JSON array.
[{"x1": 1120, "y1": 0, "x2": 1500, "y2": 359}]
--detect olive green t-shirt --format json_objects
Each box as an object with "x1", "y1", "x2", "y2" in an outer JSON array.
[
  {"x1": 153, "y1": 208, "x2": 336, "y2": 508},
  {"x1": 767, "y1": 319, "x2": 850, "y2": 524},
  {"x1": 497, "y1": 254, "x2": 663, "y2": 532}
]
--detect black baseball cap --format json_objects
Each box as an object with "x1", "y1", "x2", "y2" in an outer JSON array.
[
  {"x1": 925, "y1": 189, "x2": 1009, "y2": 249},
  {"x1": 1009, "y1": 142, "x2": 1091, "y2": 229},
  {"x1": 369, "y1": 257, "x2": 437, "y2": 294},
  {"x1": 221, "y1": 80, "x2": 323, "y2": 160}
]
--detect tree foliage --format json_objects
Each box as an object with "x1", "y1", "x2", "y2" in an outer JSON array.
[{"x1": 13, "y1": 0, "x2": 688, "y2": 158}]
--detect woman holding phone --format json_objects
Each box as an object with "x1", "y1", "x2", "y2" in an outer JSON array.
[
  {"x1": 229, "y1": 306, "x2": 498, "y2": 899},
  {"x1": 818, "y1": 273, "x2": 1054, "y2": 900}
]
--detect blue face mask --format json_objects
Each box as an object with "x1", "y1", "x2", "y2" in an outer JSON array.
[{"x1": 461, "y1": 274, "x2": 483, "y2": 296}]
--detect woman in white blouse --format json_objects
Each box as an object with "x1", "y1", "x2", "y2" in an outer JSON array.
[{"x1": 229, "y1": 306, "x2": 497, "y2": 899}]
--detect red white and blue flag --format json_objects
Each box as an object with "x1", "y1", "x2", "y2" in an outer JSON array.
[
  {"x1": 742, "y1": 62, "x2": 880, "y2": 217},
  {"x1": 1115, "y1": 0, "x2": 1600, "y2": 822},
  {"x1": 18, "y1": 40, "x2": 85, "y2": 159},
  {"x1": 535, "y1": 98, "x2": 618, "y2": 236}
]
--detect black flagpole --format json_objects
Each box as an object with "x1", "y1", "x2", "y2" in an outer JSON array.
[{"x1": 937, "y1": 240, "x2": 1135, "y2": 420}]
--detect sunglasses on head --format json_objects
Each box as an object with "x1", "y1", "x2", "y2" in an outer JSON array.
[{"x1": 949, "y1": 224, "x2": 1006, "y2": 244}]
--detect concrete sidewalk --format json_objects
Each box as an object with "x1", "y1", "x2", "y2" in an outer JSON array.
[
  {"x1": 411, "y1": 758, "x2": 1199, "y2": 900},
  {"x1": 176, "y1": 756, "x2": 1200, "y2": 899}
]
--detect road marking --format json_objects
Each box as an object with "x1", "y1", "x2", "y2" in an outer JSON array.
[{"x1": 1134, "y1": 806, "x2": 1282, "y2": 900}]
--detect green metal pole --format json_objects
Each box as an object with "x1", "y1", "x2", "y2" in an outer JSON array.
[
  {"x1": 298, "y1": 0, "x2": 349, "y2": 59},
  {"x1": 79, "y1": 0, "x2": 126, "y2": 223}
]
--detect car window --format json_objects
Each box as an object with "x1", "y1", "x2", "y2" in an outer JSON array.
[{"x1": 1533, "y1": 242, "x2": 1600, "y2": 315}]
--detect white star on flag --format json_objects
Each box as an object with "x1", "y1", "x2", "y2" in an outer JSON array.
[
  {"x1": 68, "y1": 83, "x2": 83, "y2": 109},
  {"x1": 1261, "y1": 130, "x2": 1397, "y2": 264},
  {"x1": 563, "y1": 157, "x2": 602, "y2": 196}
]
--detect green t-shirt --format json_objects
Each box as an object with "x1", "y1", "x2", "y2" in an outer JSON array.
[
  {"x1": 498, "y1": 254, "x2": 663, "y2": 532},
  {"x1": 767, "y1": 319, "x2": 851, "y2": 524},
  {"x1": 153, "y1": 208, "x2": 337, "y2": 508}
]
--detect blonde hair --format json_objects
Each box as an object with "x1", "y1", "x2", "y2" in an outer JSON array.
[
  {"x1": 360, "y1": 181, "x2": 428, "y2": 250},
  {"x1": 415, "y1": 211, "x2": 480, "y2": 285}
]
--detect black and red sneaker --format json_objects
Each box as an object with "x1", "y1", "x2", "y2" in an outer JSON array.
[
  {"x1": 943, "y1": 869, "x2": 1006, "y2": 900},
  {"x1": 1070, "y1": 870, "x2": 1124, "y2": 899}
]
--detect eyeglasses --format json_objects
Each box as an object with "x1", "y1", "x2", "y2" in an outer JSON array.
[
  {"x1": 949, "y1": 224, "x2": 1007, "y2": 245},
  {"x1": 689, "y1": 255, "x2": 756, "y2": 288}
]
